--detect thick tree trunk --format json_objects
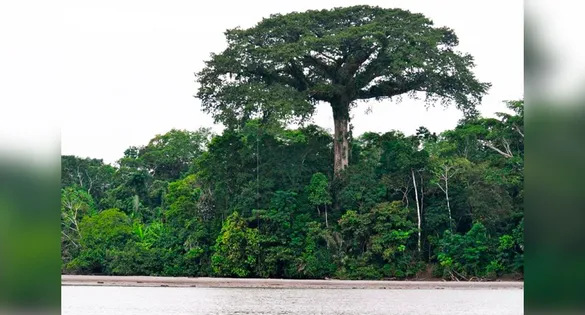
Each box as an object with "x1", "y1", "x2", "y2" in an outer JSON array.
[
  {"x1": 332, "y1": 100, "x2": 350, "y2": 177},
  {"x1": 333, "y1": 118, "x2": 349, "y2": 176}
]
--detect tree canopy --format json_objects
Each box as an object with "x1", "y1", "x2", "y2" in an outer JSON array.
[
  {"x1": 61, "y1": 100, "x2": 523, "y2": 281},
  {"x1": 196, "y1": 5, "x2": 491, "y2": 175}
]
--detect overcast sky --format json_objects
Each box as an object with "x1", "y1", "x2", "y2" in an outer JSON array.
[{"x1": 1, "y1": 0, "x2": 523, "y2": 164}]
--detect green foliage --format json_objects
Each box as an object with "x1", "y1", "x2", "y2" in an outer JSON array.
[
  {"x1": 512, "y1": 219, "x2": 524, "y2": 272},
  {"x1": 337, "y1": 202, "x2": 421, "y2": 279},
  {"x1": 62, "y1": 6, "x2": 524, "y2": 281},
  {"x1": 165, "y1": 175, "x2": 202, "y2": 221},
  {"x1": 61, "y1": 156, "x2": 116, "y2": 208},
  {"x1": 490, "y1": 219, "x2": 524, "y2": 276},
  {"x1": 252, "y1": 191, "x2": 307, "y2": 277},
  {"x1": 437, "y1": 222, "x2": 494, "y2": 279},
  {"x1": 211, "y1": 212, "x2": 261, "y2": 277},
  {"x1": 108, "y1": 242, "x2": 167, "y2": 276},
  {"x1": 66, "y1": 209, "x2": 134, "y2": 274},
  {"x1": 295, "y1": 222, "x2": 336, "y2": 278},
  {"x1": 196, "y1": 5, "x2": 490, "y2": 177},
  {"x1": 369, "y1": 203, "x2": 415, "y2": 264},
  {"x1": 119, "y1": 128, "x2": 212, "y2": 181},
  {"x1": 307, "y1": 173, "x2": 331, "y2": 207},
  {"x1": 196, "y1": 6, "x2": 490, "y2": 127},
  {"x1": 132, "y1": 219, "x2": 165, "y2": 249},
  {"x1": 338, "y1": 157, "x2": 386, "y2": 214},
  {"x1": 61, "y1": 187, "x2": 97, "y2": 269}
]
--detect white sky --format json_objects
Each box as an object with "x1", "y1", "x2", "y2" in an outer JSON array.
[{"x1": 1, "y1": 0, "x2": 523, "y2": 164}]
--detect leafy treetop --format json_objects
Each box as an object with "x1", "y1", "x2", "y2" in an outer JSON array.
[{"x1": 196, "y1": 5, "x2": 491, "y2": 128}]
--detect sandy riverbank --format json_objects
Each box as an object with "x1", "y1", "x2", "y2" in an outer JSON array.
[{"x1": 62, "y1": 275, "x2": 523, "y2": 290}]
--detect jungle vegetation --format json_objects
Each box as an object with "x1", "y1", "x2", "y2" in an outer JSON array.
[{"x1": 61, "y1": 6, "x2": 523, "y2": 281}]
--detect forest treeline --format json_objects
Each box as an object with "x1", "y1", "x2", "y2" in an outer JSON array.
[{"x1": 61, "y1": 99, "x2": 523, "y2": 281}]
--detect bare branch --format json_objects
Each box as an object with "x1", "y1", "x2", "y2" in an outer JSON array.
[
  {"x1": 483, "y1": 141, "x2": 513, "y2": 158},
  {"x1": 513, "y1": 124, "x2": 524, "y2": 138},
  {"x1": 61, "y1": 230, "x2": 80, "y2": 248},
  {"x1": 84, "y1": 169, "x2": 94, "y2": 195},
  {"x1": 436, "y1": 182, "x2": 446, "y2": 194},
  {"x1": 502, "y1": 138, "x2": 514, "y2": 157}
]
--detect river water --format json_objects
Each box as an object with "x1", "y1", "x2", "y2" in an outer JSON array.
[{"x1": 62, "y1": 286, "x2": 523, "y2": 315}]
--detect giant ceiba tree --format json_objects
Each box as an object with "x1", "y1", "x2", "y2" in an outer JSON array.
[{"x1": 196, "y1": 5, "x2": 490, "y2": 177}]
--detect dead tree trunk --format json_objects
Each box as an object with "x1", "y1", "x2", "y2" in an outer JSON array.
[
  {"x1": 412, "y1": 169, "x2": 422, "y2": 253},
  {"x1": 325, "y1": 204, "x2": 329, "y2": 228},
  {"x1": 444, "y1": 174, "x2": 452, "y2": 230},
  {"x1": 436, "y1": 165, "x2": 455, "y2": 232}
]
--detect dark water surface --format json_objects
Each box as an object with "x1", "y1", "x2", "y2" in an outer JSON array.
[{"x1": 61, "y1": 285, "x2": 523, "y2": 315}]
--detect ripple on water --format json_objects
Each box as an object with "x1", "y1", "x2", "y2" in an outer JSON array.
[{"x1": 62, "y1": 286, "x2": 523, "y2": 315}]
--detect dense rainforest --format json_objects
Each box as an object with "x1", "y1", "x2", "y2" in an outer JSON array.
[
  {"x1": 61, "y1": 6, "x2": 522, "y2": 281},
  {"x1": 61, "y1": 99, "x2": 523, "y2": 281}
]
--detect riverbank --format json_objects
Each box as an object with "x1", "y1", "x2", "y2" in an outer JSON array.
[{"x1": 62, "y1": 275, "x2": 523, "y2": 290}]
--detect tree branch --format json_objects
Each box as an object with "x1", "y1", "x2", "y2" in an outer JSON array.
[
  {"x1": 502, "y1": 138, "x2": 513, "y2": 157},
  {"x1": 302, "y1": 55, "x2": 336, "y2": 79},
  {"x1": 340, "y1": 48, "x2": 376, "y2": 82},
  {"x1": 513, "y1": 124, "x2": 524, "y2": 138},
  {"x1": 357, "y1": 79, "x2": 416, "y2": 100},
  {"x1": 61, "y1": 230, "x2": 80, "y2": 248},
  {"x1": 436, "y1": 182, "x2": 446, "y2": 194},
  {"x1": 483, "y1": 141, "x2": 513, "y2": 158},
  {"x1": 354, "y1": 45, "x2": 388, "y2": 88}
]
